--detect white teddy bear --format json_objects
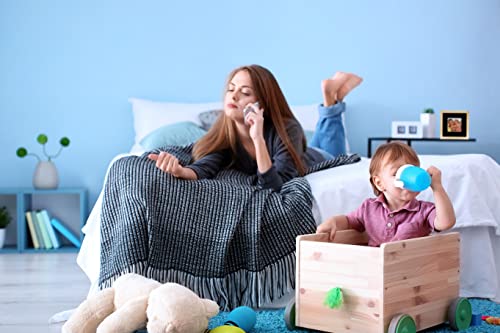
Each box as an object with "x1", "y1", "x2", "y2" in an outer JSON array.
[{"x1": 62, "y1": 273, "x2": 219, "y2": 333}]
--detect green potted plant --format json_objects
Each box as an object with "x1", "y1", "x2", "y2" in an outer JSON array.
[
  {"x1": 16, "y1": 134, "x2": 71, "y2": 189},
  {"x1": 420, "y1": 108, "x2": 436, "y2": 138},
  {"x1": 0, "y1": 206, "x2": 12, "y2": 248}
]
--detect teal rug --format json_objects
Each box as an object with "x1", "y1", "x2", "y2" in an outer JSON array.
[{"x1": 208, "y1": 299, "x2": 500, "y2": 332}]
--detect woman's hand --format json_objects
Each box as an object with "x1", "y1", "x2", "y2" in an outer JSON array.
[
  {"x1": 148, "y1": 152, "x2": 196, "y2": 179},
  {"x1": 244, "y1": 103, "x2": 265, "y2": 142}
]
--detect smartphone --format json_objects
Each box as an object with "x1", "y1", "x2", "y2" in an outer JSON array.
[{"x1": 243, "y1": 102, "x2": 259, "y2": 124}]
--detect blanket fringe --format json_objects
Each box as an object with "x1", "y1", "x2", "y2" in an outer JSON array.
[{"x1": 99, "y1": 253, "x2": 296, "y2": 311}]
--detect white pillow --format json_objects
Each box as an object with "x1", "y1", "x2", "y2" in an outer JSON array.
[
  {"x1": 290, "y1": 104, "x2": 319, "y2": 131},
  {"x1": 291, "y1": 104, "x2": 350, "y2": 154},
  {"x1": 129, "y1": 98, "x2": 222, "y2": 145}
]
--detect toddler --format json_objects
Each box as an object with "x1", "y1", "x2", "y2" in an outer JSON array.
[{"x1": 316, "y1": 142, "x2": 456, "y2": 246}]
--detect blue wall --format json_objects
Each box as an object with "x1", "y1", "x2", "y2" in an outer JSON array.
[{"x1": 1, "y1": 0, "x2": 499, "y2": 212}]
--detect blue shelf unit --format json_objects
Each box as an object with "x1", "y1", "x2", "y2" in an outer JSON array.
[{"x1": 0, "y1": 187, "x2": 87, "y2": 253}]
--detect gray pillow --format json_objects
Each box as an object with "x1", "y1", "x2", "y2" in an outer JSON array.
[{"x1": 198, "y1": 110, "x2": 223, "y2": 130}]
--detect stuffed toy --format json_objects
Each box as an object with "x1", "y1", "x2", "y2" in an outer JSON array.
[{"x1": 62, "y1": 273, "x2": 219, "y2": 333}]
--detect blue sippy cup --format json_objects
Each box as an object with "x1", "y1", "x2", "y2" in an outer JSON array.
[{"x1": 394, "y1": 164, "x2": 431, "y2": 192}]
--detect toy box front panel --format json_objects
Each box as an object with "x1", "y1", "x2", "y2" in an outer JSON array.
[
  {"x1": 296, "y1": 239, "x2": 384, "y2": 333},
  {"x1": 382, "y1": 232, "x2": 460, "y2": 332}
]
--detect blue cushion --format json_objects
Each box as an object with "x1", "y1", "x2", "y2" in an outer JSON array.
[{"x1": 139, "y1": 121, "x2": 207, "y2": 150}]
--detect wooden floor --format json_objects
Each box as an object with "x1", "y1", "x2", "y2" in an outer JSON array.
[{"x1": 0, "y1": 253, "x2": 90, "y2": 332}]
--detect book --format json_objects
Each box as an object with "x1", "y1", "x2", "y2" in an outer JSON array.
[
  {"x1": 50, "y1": 218, "x2": 81, "y2": 248},
  {"x1": 38, "y1": 210, "x2": 60, "y2": 249},
  {"x1": 25, "y1": 211, "x2": 40, "y2": 249},
  {"x1": 33, "y1": 211, "x2": 53, "y2": 249},
  {"x1": 30, "y1": 211, "x2": 46, "y2": 248}
]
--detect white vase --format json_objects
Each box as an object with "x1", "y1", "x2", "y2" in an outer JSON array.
[
  {"x1": 420, "y1": 113, "x2": 436, "y2": 138},
  {"x1": 0, "y1": 229, "x2": 5, "y2": 248},
  {"x1": 33, "y1": 161, "x2": 59, "y2": 189}
]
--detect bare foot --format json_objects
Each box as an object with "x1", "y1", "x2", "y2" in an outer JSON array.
[
  {"x1": 332, "y1": 71, "x2": 346, "y2": 80},
  {"x1": 337, "y1": 73, "x2": 363, "y2": 101},
  {"x1": 322, "y1": 72, "x2": 349, "y2": 106}
]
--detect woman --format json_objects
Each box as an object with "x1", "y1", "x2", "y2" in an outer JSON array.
[
  {"x1": 98, "y1": 65, "x2": 362, "y2": 310},
  {"x1": 148, "y1": 64, "x2": 362, "y2": 191}
]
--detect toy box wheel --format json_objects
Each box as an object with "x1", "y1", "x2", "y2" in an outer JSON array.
[
  {"x1": 448, "y1": 297, "x2": 472, "y2": 331},
  {"x1": 388, "y1": 314, "x2": 416, "y2": 333},
  {"x1": 284, "y1": 297, "x2": 297, "y2": 330}
]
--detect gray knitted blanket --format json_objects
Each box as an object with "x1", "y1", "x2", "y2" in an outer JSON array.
[{"x1": 99, "y1": 145, "x2": 360, "y2": 310}]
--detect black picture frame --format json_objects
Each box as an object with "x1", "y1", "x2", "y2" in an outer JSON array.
[{"x1": 440, "y1": 111, "x2": 469, "y2": 139}]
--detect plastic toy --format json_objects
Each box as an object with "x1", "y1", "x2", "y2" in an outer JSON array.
[
  {"x1": 394, "y1": 164, "x2": 431, "y2": 192},
  {"x1": 483, "y1": 315, "x2": 500, "y2": 325},
  {"x1": 470, "y1": 313, "x2": 482, "y2": 326},
  {"x1": 208, "y1": 306, "x2": 257, "y2": 332},
  {"x1": 284, "y1": 231, "x2": 472, "y2": 333}
]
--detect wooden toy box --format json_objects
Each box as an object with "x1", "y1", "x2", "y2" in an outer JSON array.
[{"x1": 292, "y1": 231, "x2": 463, "y2": 333}]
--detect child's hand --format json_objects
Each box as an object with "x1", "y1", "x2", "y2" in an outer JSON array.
[
  {"x1": 428, "y1": 165, "x2": 456, "y2": 231},
  {"x1": 427, "y1": 165, "x2": 443, "y2": 190},
  {"x1": 316, "y1": 217, "x2": 338, "y2": 242}
]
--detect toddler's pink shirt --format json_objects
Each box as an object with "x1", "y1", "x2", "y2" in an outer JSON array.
[{"x1": 346, "y1": 195, "x2": 437, "y2": 247}]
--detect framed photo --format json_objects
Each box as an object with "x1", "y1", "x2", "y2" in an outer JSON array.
[
  {"x1": 391, "y1": 121, "x2": 423, "y2": 138},
  {"x1": 440, "y1": 110, "x2": 469, "y2": 139}
]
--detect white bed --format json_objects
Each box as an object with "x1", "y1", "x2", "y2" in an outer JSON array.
[
  {"x1": 77, "y1": 98, "x2": 500, "y2": 304},
  {"x1": 78, "y1": 152, "x2": 500, "y2": 304}
]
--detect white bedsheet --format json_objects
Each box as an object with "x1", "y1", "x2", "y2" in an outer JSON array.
[{"x1": 77, "y1": 153, "x2": 500, "y2": 302}]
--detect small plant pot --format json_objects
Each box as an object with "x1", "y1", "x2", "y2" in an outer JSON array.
[
  {"x1": 0, "y1": 229, "x2": 6, "y2": 248},
  {"x1": 420, "y1": 113, "x2": 436, "y2": 138}
]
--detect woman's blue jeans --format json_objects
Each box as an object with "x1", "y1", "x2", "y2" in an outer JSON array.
[{"x1": 309, "y1": 102, "x2": 346, "y2": 158}]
